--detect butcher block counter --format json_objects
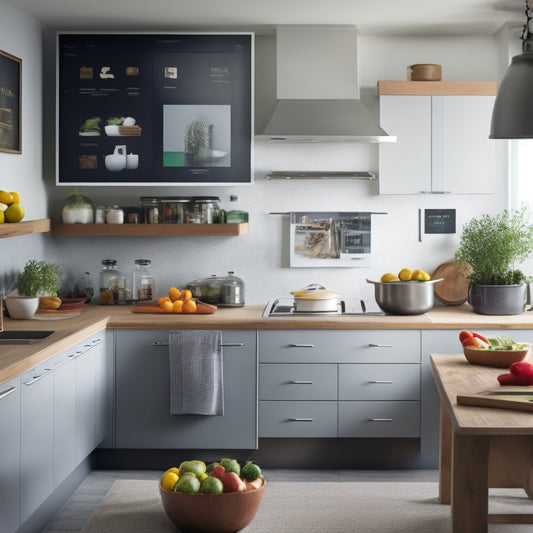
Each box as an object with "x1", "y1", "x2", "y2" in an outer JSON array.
[{"x1": 2, "y1": 303, "x2": 533, "y2": 384}]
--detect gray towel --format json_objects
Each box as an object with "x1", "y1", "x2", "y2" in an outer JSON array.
[{"x1": 169, "y1": 330, "x2": 224, "y2": 416}]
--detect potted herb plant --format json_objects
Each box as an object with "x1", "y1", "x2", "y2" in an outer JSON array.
[
  {"x1": 455, "y1": 205, "x2": 533, "y2": 315},
  {"x1": 5, "y1": 260, "x2": 61, "y2": 319}
]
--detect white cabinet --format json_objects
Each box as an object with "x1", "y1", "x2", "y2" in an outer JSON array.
[
  {"x1": 378, "y1": 81, "x2": 497, "y2": 195},
  {"x1": 258, "y1": 330, "x2": 421, "y2": 438},
  {"x1": 0, "y1": 377, "x2": 21, "y2": 533},
  {"x1": 115, "y1": 330, "x2": 257, "y2": 449}
]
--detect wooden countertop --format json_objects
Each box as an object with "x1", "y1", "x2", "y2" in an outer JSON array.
[{"x1": 2, "y1": 302, "x2": 533, "y2": 385}]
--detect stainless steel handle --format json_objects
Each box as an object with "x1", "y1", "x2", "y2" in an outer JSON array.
[
  {"x1": 67, "y1": 350, "x2": 84, "y2": 359},
  {"x1": 368, "y1": 343, "x2": 393, "y2": 348},
  {"x1": 23, "y1": 368, "x2": 53, "y2": 386},
  {"x1": 289, "y1": 380, "x2": 314, "y2": 385},
  {"x1": 288, "y1": 343, "x2": 314, "y2": 348},
  {"x1": 0, "y1": 385, "x2": 18, "y2": 400},
  {"x1": 288, "y1": 417, "x2": 314, "y2": 422},
  {"x1": 368, "y1": 418, "x2": 393, "y2": 422},
  {"x1": 367, "y1": 380, "x2": 394, "y2": 384},
  {"x1": 151, "y1": 341, "x2": 244, "y2": 347}
]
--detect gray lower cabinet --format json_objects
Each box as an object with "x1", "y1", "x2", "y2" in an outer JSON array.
[
  {"x1": 0, "y1": 377, "x2": 21, "y2": 533},
  {"x1": 114, "y1": 329, "x2": 257, "y2": 449},
  {"x1": 258, "y1": 330, "x2": 421, "y2": 438}
]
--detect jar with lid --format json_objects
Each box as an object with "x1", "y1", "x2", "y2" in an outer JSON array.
[
  {"x1": 99, "y1": 259, "x2": 122, "y2": 304},
  {"x1": 106, "y1": 205, "x2": 124, "y2": 224},
  {"x1": 160, "y1": 196, "x2": 191, "y2": 223},
  {"x1": 187, "y1": 196, "x2": 221, "y2": 224},
  {"x1": 139, "y1": 196, "x2": 160, "y2": 224},
  {"x1": 132, "y1": 259, "x2": 154, "y2": 302},
  {"x1": 221, "y1": 271, "x2": 245, "y2": 307}
]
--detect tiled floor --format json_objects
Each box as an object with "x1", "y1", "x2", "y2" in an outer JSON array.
[{"x1": 43, "y1": 469, "x2": 440, "y2": 532}]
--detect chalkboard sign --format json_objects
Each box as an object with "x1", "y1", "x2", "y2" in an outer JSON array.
[
  {"x1": 57, "y1": 33, "x2": 253, "y2": 185},
  {"x1": 424, "y1": 209, "x2": 456, "y2": 234}
]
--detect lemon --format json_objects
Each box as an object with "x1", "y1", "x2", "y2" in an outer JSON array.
[
  {"x1": 4, "y1": 203, "x2": 24, "y2": 223},
  {"x1": 380, "y1": 272, "x2": 400, "y2": 282},
  {"x1": 9, "y1": 191, "x2": 20, "y2": 204},
  {"x1": 0, "y1": 190, "x2": 13, "y2": 205},
  {"x1": 160, "y1": 471, "x2": 179, "y2": 491},
  {"x1": 411, "y1": 269, "x2": 431, "y2": 281},
  {"x1": 398, "y1": 268, "x2": 412, "y2": 281},
  {"x1": 0, "y1": 211, "x2": 4, "y2": 224}
]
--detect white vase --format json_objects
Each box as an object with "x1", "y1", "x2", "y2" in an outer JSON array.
[{"x1": 5, "y1": 296, "x2": 39, "y2": 319}]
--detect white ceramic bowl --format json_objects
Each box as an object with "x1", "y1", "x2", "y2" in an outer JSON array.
[{"x1": 5, "y1": 296, "x2": 39, "y2": 319}]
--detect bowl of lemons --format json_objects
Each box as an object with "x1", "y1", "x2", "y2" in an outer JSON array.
[{"x1": 367, "y1": 268, "x2": 443, "y2": 315}]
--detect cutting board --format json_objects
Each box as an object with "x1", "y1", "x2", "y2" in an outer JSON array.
[
  {"x1": 457, "y1": 386, "x2": 533, "y2": 412},
  {"x1": 132, "y1": 300, "x2": 217, "y2": 314},
  {"x1": 432, "y1": 260, "x2": 472, "y2": 306}
]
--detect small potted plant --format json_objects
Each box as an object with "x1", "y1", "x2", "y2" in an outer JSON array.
[
  {"x1": 5, "y1": 260, "x2": 61, "y2": 319},
  {"x1": 455, "y1": 205, "x2": 533, "y2": 315}
]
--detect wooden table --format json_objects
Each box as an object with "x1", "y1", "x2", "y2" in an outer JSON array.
[{"x1": 431, "y1": 354, "x2": 533, "y2": 533}]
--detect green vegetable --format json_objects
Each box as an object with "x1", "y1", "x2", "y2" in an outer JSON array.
[
  {"x1": 241, "y1": 461, "x2": 262, "y2": 481},
  {"x1": 487, "y1": 336, "x2": 529, "y2": 351},
  {"x1": 79, "y1": 117, "x2": 101, "y2": 133},
  {"x1": 106, "y1": 117, "x2": 124, "y2": 126},
  {"x1": 219, "y1": 458, "x2": 240, "y2": 476}
]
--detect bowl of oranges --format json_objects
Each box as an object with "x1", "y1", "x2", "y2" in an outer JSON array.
[{"x1": 159, "y1": 459, "x2": 265, "y2": 533}]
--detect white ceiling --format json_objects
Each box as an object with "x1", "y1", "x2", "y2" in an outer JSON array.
[{"x1": 5, "y1": 0, "x2": 528, "y2": 35}]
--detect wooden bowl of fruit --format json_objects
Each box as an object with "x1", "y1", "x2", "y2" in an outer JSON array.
[
  {"x1": 159, "y1": 459, "x2": 265, "y2": 533},
  {"x1": 460, "y1": 330, "x2": 530, "y2": 368}
]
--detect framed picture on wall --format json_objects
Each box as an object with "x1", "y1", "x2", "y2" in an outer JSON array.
[
  {"x1": 0, "y1": 49, "x2": 22, "y2": 154},
  {"x1": 56, "y1": 32, "x2": 253, "y2": 186}
]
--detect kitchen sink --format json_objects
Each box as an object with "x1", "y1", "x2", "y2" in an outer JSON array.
[{"x1": 0, "y1": 330, "x2": 54, "y2": 344}]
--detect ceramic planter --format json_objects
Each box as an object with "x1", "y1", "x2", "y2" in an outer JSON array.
[
  {"x1": 468, "y1": 283, "x2": 526, "y2": 315},
  {"x1": 5, "y1": 296, "x2": 39, "y2": 319}
]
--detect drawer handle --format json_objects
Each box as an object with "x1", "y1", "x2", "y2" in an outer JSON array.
[
  {"x1": 368, "y1": 418, "x2": 393, "y2": 422},
  {"x1": 288, "y1": 343, "x2": 314, "y2": 348},
  {"x1": 289, "y1": 380, "x2": 314, "y2": 385},
  {"x1": 367, "y1": 380, "x2": 394, "y2": 384},
  {"x1": 288, "y1": 417, "x2": 314, "y2": 422},
  {"x1": 0, "y1": 385, "x2": 18, "y2": 400},
  {"x1": 150, "y1": 342, "x2": 244, "y2": 347},
  {"x1": 23, "y1": 368, "x2": 52, "y2": 386},
  {"x1": 368, "y1": 343, "x2": 393, "y2": 348}
]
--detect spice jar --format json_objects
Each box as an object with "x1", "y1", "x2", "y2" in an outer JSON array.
[
  {"x1": 188, "y1": 196, "x2": 221, "y2": 224},
  {"x1": 106, "y1": 205, "x2": 124, "y2": 224},
  {"x1": 99, "y1": 259, "x2": 122, "y2": 304},
  {"x1": 132, "y1": 259, "x2": 154, "y2": 302},
  {"x1": 139, "y1": 197, "x2": 160, "y2": 224},
  {"x1": 160, "y1": 197, "x2": 191, "y2": 223}
]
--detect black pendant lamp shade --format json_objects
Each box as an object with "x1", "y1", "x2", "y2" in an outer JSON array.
[{"x1": 490, "y1": 0, "x2": 533, "y2": 139}]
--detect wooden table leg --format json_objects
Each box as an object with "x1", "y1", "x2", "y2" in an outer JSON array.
[
  {"x1": 439, "y1": 403, "x2": 452, "y2": 504},
  {"x1": 452, "y1": 432, "x2": 489, "y2": 533}
]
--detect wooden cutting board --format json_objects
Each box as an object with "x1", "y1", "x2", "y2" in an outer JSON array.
[
  {"x1": 457, "y1": 386, "x2": 533, "y2": 412},
  {"x1": 132, "y1": 300, "x2": 217, "y2": 314},
  {"x1": 432, "y1": 260, "x2": 472, "y2": 306}
]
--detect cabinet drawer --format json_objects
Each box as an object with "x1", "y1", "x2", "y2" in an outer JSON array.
[
  {"x1": 260, "y1": 364, "x2": 337, "y2": 400},
  {"x1": 338, "y1": 401, "x2": 420, "y2": 438},
  {"x1": 259, "y1": 401, "x2": 337, "y2": 437},
  {"x1": 259, "y1": 330, "x2": 420, "y2": 363},
  {"x1": 338, "y1": 364, "x2": 420, "y2": 401}
]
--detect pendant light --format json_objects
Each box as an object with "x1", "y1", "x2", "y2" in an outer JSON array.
[{"x1": 490, "y1": 0, "x2": 533, "y2": 138}]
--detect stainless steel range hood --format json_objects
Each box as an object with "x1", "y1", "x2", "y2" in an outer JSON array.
[{"x1": 255, "y1": 26, "x2": 395, "y2": 144}]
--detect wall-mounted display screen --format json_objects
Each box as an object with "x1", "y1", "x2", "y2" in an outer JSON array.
[{"x1": 56, "y1": 33, "x2": 253, "y2": 186}]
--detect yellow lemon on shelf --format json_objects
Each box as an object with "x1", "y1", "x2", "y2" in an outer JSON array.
[
  {"x1": 0, "y1": 211, "x2": 4, "y2": 224},
  {"x1": 4, "y1": 203, "x2": 24, "y2": 223},
  {"x1": 411, "y1": 269, "x2": 431, "y2": 281},
  {"x1": 398, "y1": 268, "x2": 412, "y2": 281},
  {"x1": 380, "y1": 272, "x2": 400, "y2": 283},
  {"x1": 0, "y1": 190, "x2": 13, "y2": 205},
  {"x1": 9, "y1": 191, "x2": 20, "y2": 204}
]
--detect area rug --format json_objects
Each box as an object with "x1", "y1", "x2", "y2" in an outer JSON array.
[{"x1": 81, "y1": 480, "x2": 533, "y2": 533}]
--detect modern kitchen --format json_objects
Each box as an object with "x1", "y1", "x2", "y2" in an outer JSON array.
[{"x1": 2, "y1": 1, "x2": 533, "y2": 532}]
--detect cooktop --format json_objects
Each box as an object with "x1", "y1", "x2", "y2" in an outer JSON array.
[{"x1": 262, "y1": 298, "x2": 385, "y2": 317}]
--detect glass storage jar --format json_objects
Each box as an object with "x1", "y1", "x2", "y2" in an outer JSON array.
[
  {"x1": 187, "y1": 196, "x2": 221, "y2": 224},
  {"x1": 132, "y1": 259, "x2": 154, "y2": 301},
  {"x1": 221, "y1": 271, "x2": 245, "y2": 307},
  {"x1": 160, "y1": 197, "x2": 191, "y2": 223},
  {"x1": 139, "y1": 197, "x2": 160, "y2": 223},
  {"x1": 99, "y1": 259, "x2": 122, "y2": 304}
]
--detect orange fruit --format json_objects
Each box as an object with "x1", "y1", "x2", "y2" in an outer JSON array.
[
  {"x1": 169, "y1": 286, "x2": 181, "y2": 301},
  {"x1": 162, "y1": 300, "x2": 174, "y2": 313},
  {"x1": 172, "y1": 300, "x2": 183, "y2": 313},
  {"x1": 183, "y1": 299, "x2": 197, "y2": 313},
  {"x1": 158, "y1": 296, "x2": 171, "y2": 308},
  {"x1": 180, "y1": 289, "x2": 192, "y2": 302}
]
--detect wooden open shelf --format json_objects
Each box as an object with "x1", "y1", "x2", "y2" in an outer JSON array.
[
  {"x1": 0, "y1": 218, "x2": 51, "y2": 239},
  {"x1": 51, "y1": 222, "x2": 248, "y2": 237},
  {"x1": 377, "y1": 80, "x2": 497, "y2": 96}
]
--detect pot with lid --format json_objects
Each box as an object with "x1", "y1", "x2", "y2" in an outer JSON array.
[
  {"x1": 290, "y1": 283, "x2": 340, "y2": 312},
  {"x1": 185, "y1": 272, "x2": 245, "y2": 307}
]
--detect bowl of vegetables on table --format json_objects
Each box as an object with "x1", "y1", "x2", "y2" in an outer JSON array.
[{"x1": 459, "y1": 330, "x2": 530, "y2": 368}]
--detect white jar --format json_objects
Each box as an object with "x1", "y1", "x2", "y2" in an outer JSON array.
[{"x1": 106, "y1": 206, "x2": 124, "y2": 224}]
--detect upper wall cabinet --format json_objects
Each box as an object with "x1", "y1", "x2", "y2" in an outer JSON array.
[{"x1": 377, "y1": 81, "x2": 497, "y2": 195}]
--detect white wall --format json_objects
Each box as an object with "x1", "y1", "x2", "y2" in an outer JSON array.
[
  {"x1": 0, "y1": 0, "x2": 46, "y2": 295},
  {"x1": 1, "y1": 14, "x2": 519, "y2": 304}
]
